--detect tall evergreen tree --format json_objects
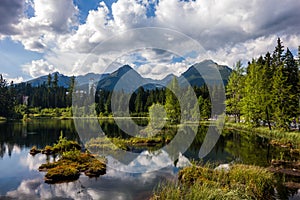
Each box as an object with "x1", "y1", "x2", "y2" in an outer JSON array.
[
  {"x1": 165, "y1": 77, "x2": 180, "y2": 123},
  {"x1": 240, "y1": 59, "x2": 265, "y2": 126},
  {"x1": 273, "y1": 37, "x2": 284, "y2": 65},
  {"x1": 135, "y1": 87, "x2": 146, "y2": 113},
  {"x1": 67, "y1": 76, "x2": 75, "y2": 107},
  {"x1": 272, "y1": 64, "x2": 291, "y2": 130},
  {"x1": 0, "y1": 74, "x2": 15, "y2": 117},
  {"x1": 226, "y1": 60, "x2": 244, "y2": 122},
  {"x1": 53, "y1": 73, "x2": 58, "y2": 107},
  {"x1": 262, "y1": 52, "x2": 274, "y2": 130}
]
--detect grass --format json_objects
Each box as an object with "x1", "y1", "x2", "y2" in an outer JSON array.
[
  {"x1": 86, "y1": 130, "x2": 175, "y2": 153},
  {"x1": 39, "y1": 149, "x2": 106, "y2": 183},
  {"x1": 45, "y1": 165, "x2": 80, "y2": 184},
  {"x1": 152, "y1": 164, "x2": 275, "y2": 200},
  {"x1": 226, "y1": 122, "x2": 300, "y2": 148},
  {"x1": 31, "y1": 134, "x2": 106, "y2": 184}
]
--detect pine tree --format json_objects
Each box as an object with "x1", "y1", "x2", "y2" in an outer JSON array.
[
  {"x1": 47, "y1": 74, "x2": 52, "y2": 107},
  {"x1": 53, "y1": 73, "x2": 58, "y2": 107},
  {"x1": 181, "y1": 86, "x2": 198, "y2": 121},
  {"x1": 0, "y1": 74, "x2": 15, "y2": 117},
  {"x1": 165, "y1": 77, "x2": 180, "y2": 123},
  {"x1": 240, "y1": 60, "x2": 265, "y2": 126},
  {"x1": 273, "y1": 37, "x2": 284, "y2": 65},
  {"x1": 262, "y1": 52, "x2": 273, "y2": 130},
  {"x1": 226, "y1": 60, "x2": 244, "y2": 122},
  {"x1": 272, "y1": 64, "x2": 291, "y2": 130},
  {"x1": 135, "y1": 87, "x2": 145, "y2": 113},
  {"x1": 67, "y1": 76, "x2": 75, "y2": 107},
  {"x1": 198, "y1": 96, "x2": 211, "y2": 120},
  {"x1": 284, "y1": 48, "x2": 299, "y2": 95}
]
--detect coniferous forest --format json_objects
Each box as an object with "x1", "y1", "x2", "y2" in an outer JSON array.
[
  {"x1": 226, "y1": 38, "x2": 300, "y2": 130},
  {"x1": 0, "y1": 38, "x2": 300, "y2": 131}
]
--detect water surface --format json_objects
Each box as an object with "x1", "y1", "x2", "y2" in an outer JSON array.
[{"x1": 0, "y1": 119, "x2": 298, "y2": 199}]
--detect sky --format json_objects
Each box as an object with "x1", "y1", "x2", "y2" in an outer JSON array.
[{"x1": 1, "y1": 0, "x2": 300, "y2": 82}]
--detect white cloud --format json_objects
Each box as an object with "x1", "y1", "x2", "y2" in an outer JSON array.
[
  {"x1": 206, "y1": 34, "x2": 300, "y2": 67},
  {"x1": 2, "y1": 0, "x2": 300, "y2": 78},
  {"x1": 22, "y1": 59, "x2": 57, "y2": 78},
  {"x1": 111, "y1": 0, "x2": 148, "y2": 30},
  {"x1": 11, "y1": 0, "x2": 78, "y2": 52},
  {"x1": 8, "y1": 76, "x2": 24, "y2": 84}
]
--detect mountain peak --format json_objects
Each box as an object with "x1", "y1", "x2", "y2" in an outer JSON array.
[
  {"x1": 194, "y1": 59, "x2": 217, "y2": 67},
  {"x1": 111, "y1": 65, "x2": 133, "y2": 77},
  {"x1": 118, "y1": 64, "x2": 133, "y2": 72}
]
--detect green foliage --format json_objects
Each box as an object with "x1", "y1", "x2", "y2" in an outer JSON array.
[
  {"x1": 165, "y1": 78, "x2": 181, "y2": 124},
  {"x1": 198, "y1": 96, "x2": 211, "y2": 120},
  {"x1": 153, "y1": 164, "x2": 275, "y2": 200},
  {"x1": 34, "y1": 135, "x2": 106, "y2": 183},
  {"x1": 149, "y1": 103, "x2": 166, "y2": 130},
  {"x1": 45, "y1": 165, "x2": 80, "y2": 184},
  {"x1": 226, "y1": 122, "x2": 300, "y2": 148},
  {"x1": 52, "y1": 132, "x2": 81, "y2": 154},
  {"x1": 227, "y1": 38, "x2": 300, "y2": 130},
  {"x1": 0, "y1": 74, "x2": 15, "y2": 118},
  {"x1": 226, "y1": 61, "x2": 244, "y2": 123}
]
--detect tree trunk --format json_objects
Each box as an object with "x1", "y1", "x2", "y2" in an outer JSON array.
[{"x1": 266, "y1": 106, "x2": 272, "y2": 130}]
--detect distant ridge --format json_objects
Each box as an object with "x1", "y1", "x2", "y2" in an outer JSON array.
[{"x1": 19, "y1": 60, "x2": 232, "y2": 91}]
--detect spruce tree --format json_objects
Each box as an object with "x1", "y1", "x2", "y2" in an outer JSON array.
[
  {"x1": 165, "y1": 77, "x2": 180, "y2": 123},
  {"x1": 226, "y1": 60, "x2": 244, "y2": 122}
]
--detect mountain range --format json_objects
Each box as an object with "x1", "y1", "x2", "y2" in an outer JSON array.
[{"x1": 23, "y1": 60, "x2": 232, "y2": 92}]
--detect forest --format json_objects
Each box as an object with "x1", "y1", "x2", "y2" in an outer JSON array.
[
  {"x1": 1, "y1": 38, "x2": 300, "y2": 131},
  {"x1": 226, "y1": 38, "x2": 300, "y2": 130}
]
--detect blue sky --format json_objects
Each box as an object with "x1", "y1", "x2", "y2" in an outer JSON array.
[{"x1": 0, "y1": 0, "x2": 300, "y2": 82}]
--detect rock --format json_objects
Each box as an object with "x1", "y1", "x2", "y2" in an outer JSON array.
[
  {"x1": 214, "y1": 163, "x2": 231, "y2": 172},
  {"x1": 176, "y1": 152, "x2": 191, "y2": 168}
]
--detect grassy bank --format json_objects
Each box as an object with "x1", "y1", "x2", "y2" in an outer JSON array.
[
  {"x1": 152, "y1": 164, "x2": 275, "y2": 200},
  {"x1": 225, "y1": 122, "x2": 300, "y2": 148}
]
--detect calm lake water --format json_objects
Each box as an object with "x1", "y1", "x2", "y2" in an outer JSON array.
[{"x1": 0, "y1": 119, "x2": 299, "y2": 199}]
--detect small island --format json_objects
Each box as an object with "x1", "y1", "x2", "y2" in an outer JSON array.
[{"x1": 30, "y1": 133, "x2": 106, "y2": 184}]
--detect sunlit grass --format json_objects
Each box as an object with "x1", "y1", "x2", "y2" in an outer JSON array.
[
  {"x1": 226, "y1": 123, "x2": 300, "y2": 148},
  {"x1": 152, "y1": 164, "x2": 275, "y2": 200}
]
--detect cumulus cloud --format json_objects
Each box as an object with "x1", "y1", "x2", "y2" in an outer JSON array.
[
  {"x1": 22, "y1": 59, "x2": 57, "y2": 78},
  {"x1": 11, "y1": 0, "x2": 78, "y2": 52},
  {"x1": 0, "y1": 0, "x2": 24, "y2": 35},
  {"x1": 2, "y1": 0, "x2": 300, "y2": 78},
  {"x1": 155, "y1": 0, "x2": 300, "y2": 50}
]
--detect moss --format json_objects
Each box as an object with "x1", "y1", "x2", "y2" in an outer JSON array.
[
  {"x1": 41, "y1": 145, "x2": 53, "y2": 155},
  {"x1": 31, "y1": 136, "x2": 107, "y2": 184},
  {"x1": 39, "y1": 152, "x2": 106, "y2": 183},
  {"x1": 85, "y1": 130, "x2": 174, "y2": 153},
  {"x1": 45, "y1": 166, "x2": 80, "y2": 184},
  {"x1": 29, "y1": 146, "x2": 41, "y2": 155},
  {"x1": 52, "y1": 133, "x2": 81, "y2": 154},
  {"x1": 38, "y1": 162, "x2": 59, "y2": 171},
  {"x1": 84, "y1": 159, "x2": 106, "y2": 177}
]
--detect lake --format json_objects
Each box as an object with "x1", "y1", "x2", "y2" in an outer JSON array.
[{"x1": 0, "y1": 119, "x2": 299, "y2": 199}]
